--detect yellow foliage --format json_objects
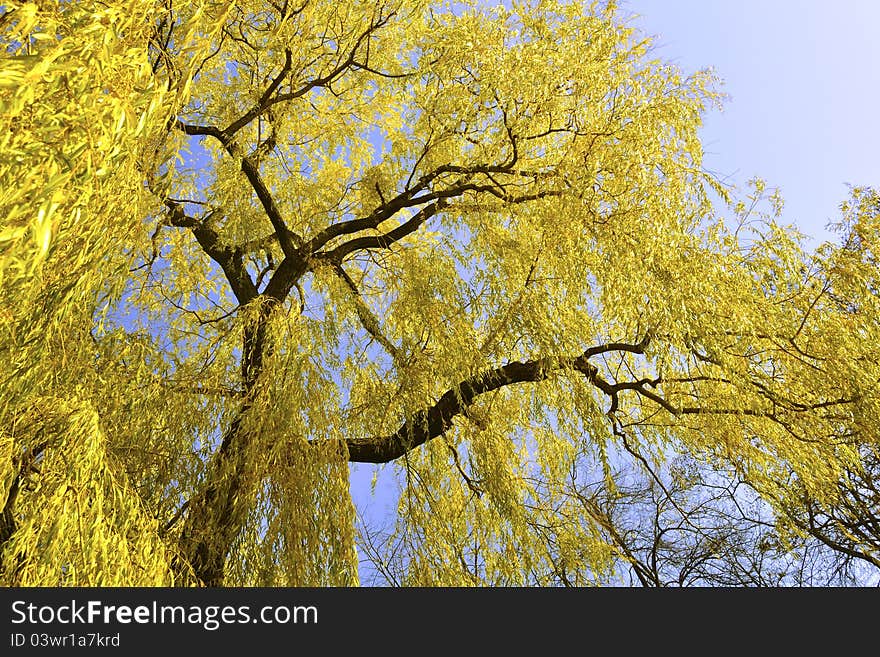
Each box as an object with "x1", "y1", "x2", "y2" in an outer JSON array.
[{"x1": 1, "y1": 0, "x2": 877, "y2": 586}]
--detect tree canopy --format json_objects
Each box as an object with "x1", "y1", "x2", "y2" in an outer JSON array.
[{"x1": 1, "y1": 0, "x2": 878, "y2": 586}]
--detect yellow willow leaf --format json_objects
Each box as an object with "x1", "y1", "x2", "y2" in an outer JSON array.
[{"x1": 32, "y1": 201, "x2": 58, "y2": 262}]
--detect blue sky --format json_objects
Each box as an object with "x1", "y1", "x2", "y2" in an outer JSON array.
[{"x1": 623, "y1": 0, "x2": 880, "y2": 246}]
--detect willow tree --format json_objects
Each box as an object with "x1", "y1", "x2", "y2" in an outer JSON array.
[{"x1": 1, "y1": 0, "x2": 877, "y2": 586}]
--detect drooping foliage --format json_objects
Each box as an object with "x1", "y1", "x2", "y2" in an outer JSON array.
[{"x1": 1, "y1": 0, "x2": 877, "y2": 586}]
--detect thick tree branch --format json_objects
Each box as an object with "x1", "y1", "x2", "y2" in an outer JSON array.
[
  {"x1": 164, "y1": 200, "x2": 258, "y2": 304},
  {"x1": 318, "y1": 200, "x2": 447, "y2": 263},
  {"x1": 342, "y1": 330, "x2": 841, "y2": 464},
  {"x1": 346, "y1": 358, "x2": 554, "y2": 463},
  {"x1": 345, "y1": 337, "x2": 654, "y2": 463},
  {"x1": 304, "y1": 163, "x2": 553, "y2": 257},
  {"x1": 175, "y1": 120, "x2": 302, "y2": 258},
  {"x1": 236, "y1": 151, "x2": 302, "y2": 258},
  {"x1": 314, "y1": 183, "x2": 561, "y2": 264},
  {"x1": 176, "y1": 121, "x2": 224, "y2": 141}
]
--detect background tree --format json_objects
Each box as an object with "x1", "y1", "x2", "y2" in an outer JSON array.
[
  {"x1": 1, "y1": 0, "x2": 877, "y2": 586},
  {"x1": 358, "y1": 449, "x2": 878, "y2": 586}
]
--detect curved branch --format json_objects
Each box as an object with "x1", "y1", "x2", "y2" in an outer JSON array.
[
  {"x1": 345, "y1": 336, "x2": 653, "y2": 463},
  {"x1": 341, "y1": 329, "x2": 841, "y2": 464},
  {"x1": 304, "y1": 163, "x2": 554, "y2": 257},
  {"x1": 319, "y1": 200, "x2": 447, "y2": 262},
  {"x1": 346, "y1": 357, "x2": 554, "y2": 463},
  {"x1": 164, "y1": 200, "x2": 258, "y2": 304},
  {"x1": 224, "y1": 49, "x2": 293, "y2": 139}
]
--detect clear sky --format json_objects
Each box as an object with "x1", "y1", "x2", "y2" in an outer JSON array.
[
  {"x1": 349, "y1": 0, "x2": 880, "y2": 582},
  {"x1": 622, "y1": 0, "x2": 880, "y2": 246}
]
